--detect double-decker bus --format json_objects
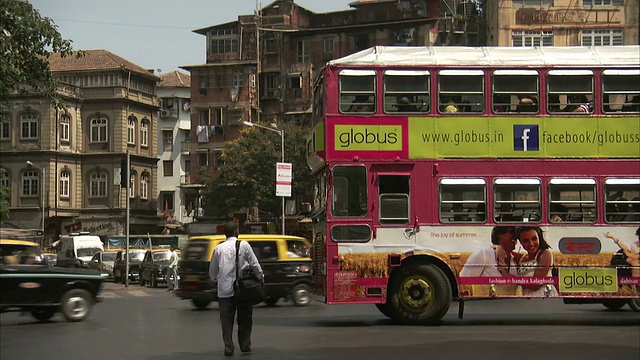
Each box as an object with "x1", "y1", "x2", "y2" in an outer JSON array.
[{"x1": 307, "y1": 46, "x2": 640, "y2": 324}]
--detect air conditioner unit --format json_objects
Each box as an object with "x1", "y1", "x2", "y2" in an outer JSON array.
[{"x1": 160, "y1": 109, "x2": 171, "y2": 118}]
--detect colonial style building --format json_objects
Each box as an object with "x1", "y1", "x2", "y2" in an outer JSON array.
[
  {"x1": 181, "y1": 0, "x2": 482, "y2": 220},
  {"x1": 156, "y1": 71, "x2": 198, "y2": 232},
  {"x1": 485, "y1": 0, "x2": 639, "y2": 47},
  {"x1": 0, "y1": 50, "x2": 160, "y2": 245}
]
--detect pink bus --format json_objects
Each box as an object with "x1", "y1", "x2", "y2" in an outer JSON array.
[{"x1": 307, "y1": 46, "x2": 640, "y2": 324}]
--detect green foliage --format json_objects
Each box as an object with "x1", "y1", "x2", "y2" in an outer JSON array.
[
  {"x1": 0, "y1": 0, "x2": 78, "y2": 108},
  {"x1": 201, "y1": 121, "x2": 313, "y2": 219},
  {"x1": 0, "y1": 168, "x2": 9, "y2": 223}
]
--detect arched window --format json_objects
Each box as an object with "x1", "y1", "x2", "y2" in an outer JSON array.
[
  {"x1": 60, "y1": 170, "x2": 71, "y2": 198},
  {"x1": 89, "y1": 172, "x2": 107, "y2": 197},
  {"x1": 22, "y1": 170, "x2": 39, "y2": 196},
  {"x1": 140, "y1": 172, "x2": 149, "y2": 200},
  {"x1": 127, "y1": 116, "x2": 137, "y2": 144},
  {"x1": 0, "y1": 113, "x2": 10, "y2": 140},
  {"x1": 60, "y1": 114, "x2": 71, "y2": 143},
  {"x1": 140, "y1": 119, "x2": 149, "y2": 147},
  {"x1": 90, "y1": 117, "x2": 108, "y2": 142},
  {"x1": 21, "y1": 113, "x2": 39, "y2": 139}
]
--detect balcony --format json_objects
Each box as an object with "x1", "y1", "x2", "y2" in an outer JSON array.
[
  {"x1": 180, "y1": 173, "x2": 191, "y2": 185},
  {"x1": 180, "y1": 141, "x2": 191, "y2": 154},
  {"x1": 81, "y1": 87, "x2": 157, "y2": 106}
]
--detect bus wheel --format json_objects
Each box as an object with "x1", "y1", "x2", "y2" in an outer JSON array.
[
  {"x1": 191, "y1": 298, "x2": 211, "y2": 309},
  {"x1": 602, "y1": 299, "x2": 627, "y2": 310},
  {"x1": 629, "y1": 298, "x2": 640, "y2": 312},
  {"x1": 388, "y1": 264, "x2": 452, "y2": 325},
  {"x1": 375, "y1": 302, "x2": 393, "y2": 319}
]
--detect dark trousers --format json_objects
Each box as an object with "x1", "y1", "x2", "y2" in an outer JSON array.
[{"x1": 218, "y1": 296, "x2": 253, "y2": 353}]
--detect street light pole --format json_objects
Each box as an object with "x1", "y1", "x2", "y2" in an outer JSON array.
[
  {"x1": 26, "y1": 161, "x2": 45, "y2": 245},
  {"x1": 243, "y1": 121, "x2": 286, "y2": 235}
]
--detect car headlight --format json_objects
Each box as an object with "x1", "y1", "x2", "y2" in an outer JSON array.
[{"x1": 104, "y1": 264, "x2": 113, "y2": 271}]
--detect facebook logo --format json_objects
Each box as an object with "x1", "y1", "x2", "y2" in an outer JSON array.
[{"x1": 513, "y1": 125, "x2": 539, "y2": 151}]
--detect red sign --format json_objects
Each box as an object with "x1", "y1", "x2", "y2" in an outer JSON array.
[{"x1": 334, "y1": 271, "x2": 358, "y2": 301}]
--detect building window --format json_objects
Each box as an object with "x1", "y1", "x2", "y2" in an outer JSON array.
[
  {"x1": 198, "y1": 151, "x2": 209, "y2": 166},
  {"x1": 0, "y1": 114, "x2": 9, "y2": 140},
  {"x1": 20, "y1": 113, "x2": 38, "y2": 139},
  {"x1": 210, "y1": 29, "x2": 238, "y2": 55},
  {"x1": 127, "y1": 116, "x2": 136, "y2": 144},
  {"x1": 60, "y1": 114, "x2": 70, "y2": 143},
  {"x1": 59, "y1": 170, "x2": 70, "y2": 198},
  {"x1": 140, "y1": 119, "x2": 149, "y2": 147},
  {"x1": 322, "y1": 37, "x2": 334, "y2": 55},
  {"x1": 264, "y1": 74, "x2": 279, "y2": 98},
  {"x1": 90, "y1": 117, "x2": 108, "y2": 143},
  {"x1": 89, "y1": 172, "x2": 107, "y2": 197},
  {"x1": 582, "y1": 29, "x2": 623, "y2": 46},
  {"x1": 162, "y1": 130, "x2": 173, "y2": 152},
  {"x1": 353, "y1": 34, "x2": 370, "y2": 52},
  {"x1": 199, "y1": 73, "x2": 210, "y2": 95},
  {"x1": 163, "y1": 160, "x2": 173, "y2": 177},
  {"x1": 512, "y1": 30, "x2": 553, "y2": 47},
  {"x1": 140, "y1": 173, "x2": 149, "y2": 200},
  {"x1": 513, "y1": 0, "x2": 554, "y2": 6},
  {"x1": 297, "y1": 39, "x2": 310, "y2": 63},
  {"x1": 216, "y1": 69, "x2": 227, "y2": 88},
  {"x1": 0, "y1": 171, "x2": 9, "y2": 193},
  {"x1": 22, "y1": 170, "x2": 39, "y2": 196},
  {"x1": 288, "y1": 75, "x2": 302, "y2": 98},
  {"x1": 233, "y1": 70, "x2": 244, "y2": 88},
  {"x1": 582, "y1": 0, "x2": 622, "y2": 5},
  {"x1": 129, "y1": 172, "x2": 136, "y2": 198}
]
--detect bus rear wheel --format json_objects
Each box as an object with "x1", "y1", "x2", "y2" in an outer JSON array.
[
  {"x1": 602, "y1": 299, "x2": 627, "y2": 310},
  {"x1": 388, "y1": 264, "x2": 452, "y2": 325}
]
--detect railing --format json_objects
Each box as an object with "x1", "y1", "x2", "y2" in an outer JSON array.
[
  {"x1": 180, "y1": 141, "x2": 191, "y2": 154},
  {"x1": 180, "y1": 173, "x2": 191, "y2": 185}
]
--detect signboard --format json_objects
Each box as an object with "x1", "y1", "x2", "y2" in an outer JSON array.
[{"x1": 276, "y1": 162, "x2": 292, "y2": 197}]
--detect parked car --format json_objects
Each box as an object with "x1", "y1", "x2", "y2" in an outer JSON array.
[
  {"x1": 177, "y1": 234, "x2": 311, "y2": 309},
  {"x1": 41, "y1": 252, "x2": 57, "y2": 267},
  {"x1": 112, "y1": 249, "x2": 146, "y2": 283},
  {"x1": 88, "y1": 249, "x2": 120, "y2": 280},
  {"x1": 0, "y1": 240, "x2": 106, "y2": 322},
  {"x1": 139, "y1": 248, "x2": 180, "y2": 288}
]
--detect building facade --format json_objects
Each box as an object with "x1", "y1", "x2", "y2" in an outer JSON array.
[
  {"x1": 485, "y1": 0, "x2": 639, "y2": 47},
  {"x1": 0, "y1": 50, "x2": 160, "y2": 245},
  {"x1": 181, "y1": 0, "x2": 481, "y2": 219},
  {"x1": 156, "y1": 71, "x2": 198, "y2": 232}
]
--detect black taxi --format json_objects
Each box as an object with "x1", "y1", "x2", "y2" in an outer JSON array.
[
  {"x1": 0, "y1": 239, "x2": 106, "y2": 322},
  {"x1": 177, "y1": 234, "x2": 311, "y2": 309}
]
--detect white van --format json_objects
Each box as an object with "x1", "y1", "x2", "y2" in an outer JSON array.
[{"x1": 57, "y1": 233, "x2": 104, "y2": 268}]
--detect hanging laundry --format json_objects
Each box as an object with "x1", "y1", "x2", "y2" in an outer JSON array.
[{"x1": 196, "y1": 125, "x2": 209, "y2": 142}]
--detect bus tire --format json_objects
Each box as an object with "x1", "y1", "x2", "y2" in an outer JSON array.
[
  {"x1": 388, "y1": 264, "x2": 452, "y2": 325},
  {"x1": 375, "y1": 302, "x2": 393, "y2": 319},
  {"x1": 191, "y1": 298, "x2": 211, "y2": 309},
  {"x1": 628, "y1": 298, "x2": 640, "y2": 312},
  {"x1": 602, "y1": 299, "x2": 627, "y2": 310}
]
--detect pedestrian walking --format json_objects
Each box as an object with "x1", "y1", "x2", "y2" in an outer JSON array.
[
  {"x1": 209, "y1": 221, "x2": 264, "y2": 356},
  {"x1": 166, "y1": 244, "x2": 180, "y2": 292}
]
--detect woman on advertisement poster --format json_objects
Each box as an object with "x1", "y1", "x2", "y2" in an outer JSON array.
[
  {"x1": 605, "y1": 227, "x2": 640, "y2": 274},
  {"x1": 498, "y1": 226, "x2": 558, "y2": 297}
]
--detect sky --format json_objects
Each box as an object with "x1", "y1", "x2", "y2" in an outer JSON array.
[{"x1": 29, "y1": 0, "x2": 355, "y2": 75}]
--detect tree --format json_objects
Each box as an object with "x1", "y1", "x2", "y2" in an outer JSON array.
[
  {"x1": 0, "y1": 168, "x2": 9, "y2": 224},
  {"x1": 0, "y1": 0, "x2": 77, "y2": 108},
  {"x1": 201, "y1": 121, "x2": 313, "y2": 219}
]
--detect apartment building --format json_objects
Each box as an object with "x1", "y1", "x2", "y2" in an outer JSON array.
[
  {"x1": 156, "y1": 71, "x2": 198, "y2": 232},
  {"x1": 485, "y1": 0, "x2": 639, "y2": 46},
  {"x1": 0, "y1": 50, "x2": 160, "y2": 245},
  {"x1": 181, "y1": 0, "x2": 480, "y2": 218}
]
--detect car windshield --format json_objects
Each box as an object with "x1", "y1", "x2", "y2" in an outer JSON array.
[
  {"x1": 103, "y1": 253, "x2": 117, "y2": 261},
  {"x1": 153, "y1": 252, "x2": 171, "y2": 261},
  {"x1": 77, "y1": 248, "x2": 102, "y2": 257},
  {"x1": 129, "y1": 252, "x2": 145, "y2": 261}
]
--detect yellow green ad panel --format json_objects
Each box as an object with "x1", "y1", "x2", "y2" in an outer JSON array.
[{"x1": 407, "y1": 116, "x2": 640, "y2": 158}]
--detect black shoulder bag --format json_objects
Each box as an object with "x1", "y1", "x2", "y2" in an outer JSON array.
[{"x1": 234, "y1": 240, "x2": 265, "y2": 305}]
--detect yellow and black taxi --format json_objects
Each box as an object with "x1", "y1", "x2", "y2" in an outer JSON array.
[
  {"x1": 139, "y1": 247, "x2": 180, "y2": 288},
  {"x1": 0, "y1": 239, "x2": 106, "y2": 322},
  {"x1": 112, "y1": 248, "x2": 146, "y2": 283},
  {"x1": 177, "y1": 234, "x2": 311, "y2": 309},
  {"x1": 88, "y1": 249, "x2": 121, "y2": 280}
]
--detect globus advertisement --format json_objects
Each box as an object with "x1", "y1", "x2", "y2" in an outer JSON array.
[
  {"x1": 330, "y1": 225, "x2": 639, "y2": 301},
  {"x1": 325, "y1": 116, "x2": 640, "y2": 159}
]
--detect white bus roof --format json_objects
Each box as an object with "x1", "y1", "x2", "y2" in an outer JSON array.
[{"x1": 327, "y1": 46, "x2": 640, "y2": 68}]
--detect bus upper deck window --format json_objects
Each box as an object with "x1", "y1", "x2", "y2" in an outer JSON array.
[
  {"x1": 492, "y1": 70, "x2": 539, "y2": 114},
  {"x1": 383, "y1": 70, "x2": 430, "y2": 114},
  {"x1": 339, "y1": 69, "x2": 376, "y2": 114},
  {"x1": 438, "y1": 70, "x2": 484, "y2": 114},
  {"x1": 602, "y1": 70, "x2": 640, "y2": 114},
  {"x1": 547, "y1": 70, "x2": 594, "y2": 114}
]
